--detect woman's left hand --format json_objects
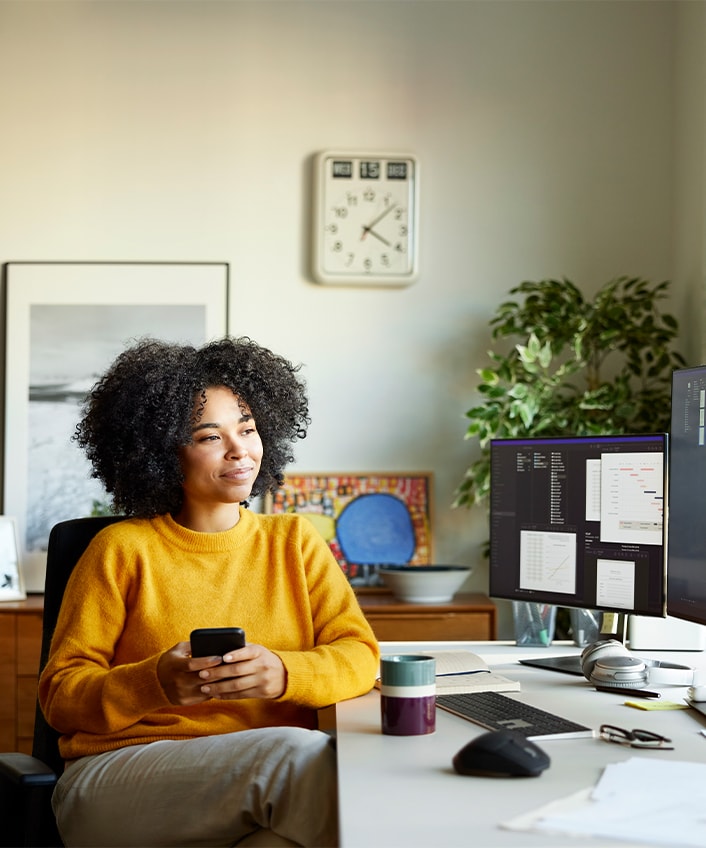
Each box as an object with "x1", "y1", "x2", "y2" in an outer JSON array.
[{"x1": 197, "y1": 643, "x2": 287, "y2": 700}]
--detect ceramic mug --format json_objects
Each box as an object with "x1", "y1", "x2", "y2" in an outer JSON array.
[{"x1": 380, "y1": 654, "x2": 436, "y2": 736}]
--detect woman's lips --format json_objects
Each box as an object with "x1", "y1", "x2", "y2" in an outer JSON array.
[{"x1": 222, "y1": 466, "x2": 253, "y2": 480}]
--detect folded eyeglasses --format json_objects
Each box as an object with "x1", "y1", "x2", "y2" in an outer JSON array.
[{"x1": 599, "y1": 724, "x2": 673, "y2": 750}]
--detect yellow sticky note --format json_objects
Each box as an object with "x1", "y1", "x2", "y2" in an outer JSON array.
[{"x1": 624, "y1": 700, "x2": 690, "y2": 711}]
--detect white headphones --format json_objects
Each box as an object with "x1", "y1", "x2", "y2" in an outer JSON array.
[{"x1": 580, "y1": 639, "x2": 694, "y2": 689}]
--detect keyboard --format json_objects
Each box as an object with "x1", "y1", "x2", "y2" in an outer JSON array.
[{"x1": 436, "y1": 691, "x2": 594, "y2": 740}]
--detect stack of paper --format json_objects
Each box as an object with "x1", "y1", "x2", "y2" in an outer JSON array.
[{"x1": 503, "y1": 757, "x2": 706, "y2": 847}]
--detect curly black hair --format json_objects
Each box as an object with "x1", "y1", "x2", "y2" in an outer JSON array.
[{"x1": 74, "y1": 336, "x2": 310, "y2": 517}]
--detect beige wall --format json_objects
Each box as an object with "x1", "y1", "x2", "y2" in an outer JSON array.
[
  {"x1": 674, "y1": 0, "x2": 706, "y2": 363},
  {"x1": 0, "y1": 0, "x2": 700, "y2": 636}
]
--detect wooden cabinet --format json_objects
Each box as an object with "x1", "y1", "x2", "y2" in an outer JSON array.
[
  {"x1": 0, "y1": 596, "x2": 43, "y2": 754},
  {"x1": 356, "y1": 591, "x2": 496, "y2": 641}
]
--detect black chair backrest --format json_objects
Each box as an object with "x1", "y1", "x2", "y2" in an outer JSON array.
[{"x1": 33, "y1": 516, "x2": 125, "y2": 775}]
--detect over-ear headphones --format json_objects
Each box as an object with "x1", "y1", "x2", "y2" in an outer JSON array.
[{"x1": 580, "y1": 639, "x2": 694, "y2": 689}]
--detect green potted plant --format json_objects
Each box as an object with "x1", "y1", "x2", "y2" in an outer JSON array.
[
  {"x1": 455, "y1": 276, "x2": 685, "y2": 510},
  {"x1": 454, "y1": 276, "x2": 686, "y2": 639}
]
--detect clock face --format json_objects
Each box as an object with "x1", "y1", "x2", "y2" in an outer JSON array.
[{"x1": 312, "y1": 151, "x2": 418, "y2": 286}]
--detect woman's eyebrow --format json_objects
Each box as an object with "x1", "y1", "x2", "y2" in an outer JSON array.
[
  {"x1": 191, "y1": 414, "x2": 253, "y2": 433},
  {"x1": 192, "y1": 421, "x2": 220, "y2": 432}
]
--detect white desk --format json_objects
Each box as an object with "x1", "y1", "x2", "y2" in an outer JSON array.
[{"x1": 335, "y1": 641, "x2": 706, "y2": 847}]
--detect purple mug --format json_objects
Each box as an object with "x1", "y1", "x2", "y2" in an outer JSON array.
[{"x1": 380, "y1": 654, "x2": 436, "y2": 736}]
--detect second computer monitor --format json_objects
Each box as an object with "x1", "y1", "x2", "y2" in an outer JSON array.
[
  {"x1": 667, "y1": 365, "x2": 706, "y2": 627},
  {"x1": 489, "y1": 434, "x2": 667, "y2": 617}
]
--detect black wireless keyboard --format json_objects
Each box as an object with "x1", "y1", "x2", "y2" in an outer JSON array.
[{"x1": 436, "y1": 691, "x2": 594, "y2": 740}]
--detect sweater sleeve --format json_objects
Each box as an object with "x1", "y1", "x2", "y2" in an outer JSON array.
[
  {"x1": 38, "y1": 532, "x2": 173, "y2": 736},
  {"x1": 272, "y1": 519, "x2": 380, "y2": 708}
]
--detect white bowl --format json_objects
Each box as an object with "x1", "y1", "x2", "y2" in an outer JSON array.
[{"x1": 378, "y1": 565, "x2": 472, "y2": 604}]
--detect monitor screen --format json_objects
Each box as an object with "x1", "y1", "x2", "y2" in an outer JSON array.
[
  {"x1": 667, "y1": 366, "x2": 706, "y2": 626},
  {"x1": 489, "y1": 434, "x2": 667, "y2": 617}
]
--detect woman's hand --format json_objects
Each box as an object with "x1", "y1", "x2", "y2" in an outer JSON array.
[
  {"x1": 197, "y1": 644, "x2": 287, "y2": 701},
  {"x1": 157, "y1": 641, "x2": 224, "y2": 706},
  {"x1": 156, "y1": 641, "x2": 286, "y2": 705}
]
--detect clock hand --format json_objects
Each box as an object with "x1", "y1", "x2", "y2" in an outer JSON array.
[
  {"x1": 361, "y1": 203, "x2": 398, "y2": 243},
  {"x1": 365, "y1": 228, "x2": 391, "y2": 246},
  {"x1": 364, "y1": 202, "x2": 398, "y2": 231}
]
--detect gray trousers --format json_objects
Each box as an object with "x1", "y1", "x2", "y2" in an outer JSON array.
[{"x1": 52, "y1": 726, "x2": 338, "y2": 847}]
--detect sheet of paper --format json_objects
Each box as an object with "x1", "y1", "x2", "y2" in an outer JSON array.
[{"x1": 503, "y1": 758, "x2": 706, "y2": 847}]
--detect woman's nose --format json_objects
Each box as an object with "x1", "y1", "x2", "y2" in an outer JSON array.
[{"x1": 226, "y1": 439, "x2": 247, "y2": 459}]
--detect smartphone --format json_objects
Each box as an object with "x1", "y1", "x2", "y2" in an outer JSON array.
[{"x1": 190, "y1": 627, "x2": 246, "y2": 659}]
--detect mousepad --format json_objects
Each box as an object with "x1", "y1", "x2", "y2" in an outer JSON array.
[{"x1": 519, "y1": 655, "x2": 584, "y2": 676}]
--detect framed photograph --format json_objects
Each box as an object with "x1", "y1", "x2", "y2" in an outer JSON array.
[
  {"x1": 0, "y1": 516, "x2": 24, "y2": 601},
  {"x1": 266, "y1": 472, "x2": 433, "y2": 583},
  {"x1": 3, "y1": 261, "x2": 229, "y2": 592}
]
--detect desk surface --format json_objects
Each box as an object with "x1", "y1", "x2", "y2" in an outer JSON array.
[{"x1": 335, "y1": 641, "x2": 706, "y2": 847}]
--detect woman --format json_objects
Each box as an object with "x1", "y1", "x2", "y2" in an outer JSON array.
[{"x1": 38, "y1": 337, "x2": 380, "y2": 848}]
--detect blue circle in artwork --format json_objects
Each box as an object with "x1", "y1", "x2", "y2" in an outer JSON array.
[{"x1": 336, "y1": 493, "x2": 416, "y2": 565}]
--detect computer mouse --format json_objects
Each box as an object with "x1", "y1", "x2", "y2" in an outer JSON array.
[{"x1": 452, "y1": 730, "x2": 550, "y2": 777}]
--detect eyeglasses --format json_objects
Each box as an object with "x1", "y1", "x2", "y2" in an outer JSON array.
[{"x1": 599, "y1": 724, "x2": 673, "y2": 750}]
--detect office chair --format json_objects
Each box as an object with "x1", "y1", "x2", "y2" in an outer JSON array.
[
  {"x1": 0, "y1": 515, "x2": 124, "y2": 847},
  {"x1": 0, "y1": 516, "x2": 299, "y2": 848}
]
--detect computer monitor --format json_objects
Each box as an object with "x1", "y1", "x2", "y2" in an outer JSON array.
[
  {"x1": 489, "y1": 434, "x2": 668, "y2": 634},
  {"x1": 667, "y1": 365, "x2": 706, "y2": 627}
]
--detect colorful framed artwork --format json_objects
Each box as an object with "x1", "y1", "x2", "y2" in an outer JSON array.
[
  {"x1": 266, "y1": 473, "x2": 433, "y2": 582},
  {"x1": 3, "y1": 261, "x2": 229, "y2": 592}
]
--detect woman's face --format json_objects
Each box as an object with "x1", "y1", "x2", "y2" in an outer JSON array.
[{"x1": 178, "y1": 386, "x2": 263, "y2": 511}]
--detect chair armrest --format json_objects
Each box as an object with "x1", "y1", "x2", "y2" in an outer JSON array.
[
  {"x1": 0, "y1": 752, "x2": 57, "y2": 787},
  {"x1": 0, "y1": 754, "x2": 59, "y2": 847}
]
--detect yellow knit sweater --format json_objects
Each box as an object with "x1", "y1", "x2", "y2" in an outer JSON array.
[{"x1": 38, "y1": 509, "x2": 380, "y2": 760}]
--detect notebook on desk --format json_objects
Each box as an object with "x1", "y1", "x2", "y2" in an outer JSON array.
[
  {"x1": 421, "y1": 650, "x2": 521, "y2": 694},
  {"x1": 376, "y1": 650, "x2": 521, "y2": 694}
]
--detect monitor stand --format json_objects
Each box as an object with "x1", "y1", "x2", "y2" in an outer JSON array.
[{"x1": 518, "y1": 612, "x2": 627, "y2": 676}]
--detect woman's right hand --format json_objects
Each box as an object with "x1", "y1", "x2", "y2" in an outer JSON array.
[{"x1": 156, "y1": 641, "x2": 225, "y2": 705}]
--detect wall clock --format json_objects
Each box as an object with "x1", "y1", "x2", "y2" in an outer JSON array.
[{"x1": 312, "y1": 150, "x2": 419, "y2": 286}]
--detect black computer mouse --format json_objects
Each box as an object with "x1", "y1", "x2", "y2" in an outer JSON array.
[{"x1": 452, "y1": 730, "x2": 550, "y2": 777}]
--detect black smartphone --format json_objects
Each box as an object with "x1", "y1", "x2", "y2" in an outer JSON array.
[{"x1": 190, "y1": 627, "x2": 246, "y2": 659}]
